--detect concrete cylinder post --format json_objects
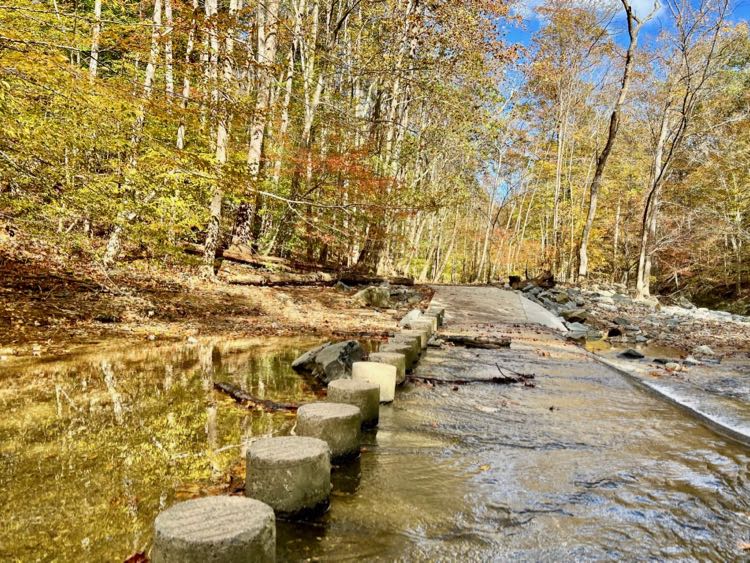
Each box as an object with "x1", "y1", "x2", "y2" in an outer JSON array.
[
  {"x1": 410, "y1": 319, "x2": 434, "y2": 336},
  {"x1": 245, "y1": 436, "x2": 331, "y2": 516},
  {"x1": 427, "y1": 307, "x2": 445, "y2": 327},
  {"x1": 352, "y1": 361, "x2": 397, "y2": 402},
  {"x1": 367, "y1": 351, "x2": 406, "y2": 385},
  {"x1": 153, "y1": 496, "x2": 275, "y2": 563},
  {"x1": 296, "y1": 402, "x2": 362, "y2": 461},
  {"x1": 380, "y1": 342, "x2": 417, "y2": 371},
  {"x1": 327, "y1": 379, "x2": 380, "y2": 427},
  {"x1": 400, "y1": 328, "x2": 429, "y2": 349},
  {"x1": 389, "y1": 334, "x2": 422, "y2": 360},
  {"x1": 423, "y1": 311, "x2": 441, "y2": 329}
]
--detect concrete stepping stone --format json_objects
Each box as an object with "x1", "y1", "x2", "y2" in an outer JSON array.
[
  {"x1": 245, "y1": 436, "x2": 331, "y2": 516},
  {"x1": 327, "y1": 379, "x2": 380, "y2": 427},
  {"x1": 388, "y1": 334, "x2": 421, "y2": 358},
  {"x1": 380, "y1": 341, "x2": 417, "y2": 371},
  {"x1": 409, "y1": 318, "x2": 434, "y2": 335},
  {"x1": 401, "y1": 328, "x2": 429, "y2": 349},
  {"x1": 296, "y1": 402, "x2": 361, "y2": 461},
  {"x1": 368, "y1": 351, "x2": 406, "y2": 384},
  {"x1": 352, "y1": 361, "x2": 397, "y2": 403},
  {"x1": 152, "y1": 496, "x2": 275, "y2": 563},
  {"x1": 427, "y1": 307, "x2": 444, "y2": 326}
]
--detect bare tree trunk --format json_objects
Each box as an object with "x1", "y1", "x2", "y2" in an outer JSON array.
[
  {"x1": 177, "y1": 0, "x2": 199, "y2": 149},
  {"x1": 636, "y1": 102, "x2": 670, "y2": 298},
  {"x1": 578, "y1": 0, "x2": 645, "y2": 280},
  {"x1": 232, "y1": 0, "x2": 281, "y2": 248},
  {"x1": 164, "y1": 0, "x2": 174, "y2": 98},
  {"x1": 201, "y1": 0, "x2": 227, "y2": 278},
  {"x1": 88, "y1": 0, "x2": 102, "y2": 80},
  {"x1": 103, "y1": 0, "x2": 162, "y2": 268}
]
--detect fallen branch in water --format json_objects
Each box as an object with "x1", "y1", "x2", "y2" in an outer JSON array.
[
  {"x1": 214, "y1": 382, "x2": 299, "y2": 412},
  {"x1": 441, "y1": 335, "x2": 511, "y2": 349}
]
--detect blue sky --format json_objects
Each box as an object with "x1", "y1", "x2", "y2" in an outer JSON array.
[{"x1": 502, "y1": 0, "x2": 750, "y2": 48}]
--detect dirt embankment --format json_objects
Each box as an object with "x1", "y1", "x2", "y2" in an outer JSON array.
[{"x1": 0, "y1": 246, "x2": 430, "y2": 360}]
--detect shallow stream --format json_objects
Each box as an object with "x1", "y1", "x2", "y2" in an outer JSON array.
[{"x1": 1, "y1": 336, "x2": 749, "y2": 560}]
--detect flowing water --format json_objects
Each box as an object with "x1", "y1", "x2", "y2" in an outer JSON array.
[{"x1": 1, "y1": 336, "x2": 749, "y2": 561}]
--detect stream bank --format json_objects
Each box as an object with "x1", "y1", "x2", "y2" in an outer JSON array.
[{"x1": 0, "y1": 250, "x2": 429, "y2": 362}]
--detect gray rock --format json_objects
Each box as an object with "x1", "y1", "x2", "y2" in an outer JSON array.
[
  {"x1": 683, "y1": 355, "x2": 701, "y2": 366},
  {"x1": 291, "y1": 341, "x2": 364, "y2": 384},
  {"x1": 619, "y1": 348, "x2": 644, "y2": 359},
  {"x1": 353, "y1": 286, "x2": 391, "y2": 308},
  {"x1": 153, "y1": 496, "x2": 275, "y2": 563},
  {"x1": 562, "y1": 310, "x2": 589, "y2": 323},
  {"x1": 635, "y1": 335, "x2": 648, "y2": 343},
  {"x1": 398, "y1": 309, "x2": 424, "y2": 327},
  {"x1": 246, "y1": 436, "x2": 331, "y2": 516},
  {"x1": 333, "y1": 281, "x2": 351, "y2": 292},
  {"x1": 693, "y1": 345, "x2": 716, "y2": 356},
  {"x1": 565, "y1": 321, "x2": 589, "y2": 332},
  {"x1": 613, "y1": 317, "x2": 630, "y2": 326}
]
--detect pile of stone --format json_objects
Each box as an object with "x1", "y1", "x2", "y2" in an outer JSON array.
[
  {"x1": 351, "y1": 283, "x2": 423, "y2": 309},
  {"x1": 513, "y1": 278, "x2": 750, "y2": 353}
]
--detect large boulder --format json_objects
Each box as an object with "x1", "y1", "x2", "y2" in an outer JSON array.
[
  {"x1": 353, "y1": 286, "x2": 391, "y2": 308},
  {"x1": 291, "y1": 341, "x2": 364, "y2": 384}
]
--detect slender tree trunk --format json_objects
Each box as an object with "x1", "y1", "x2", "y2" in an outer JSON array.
[
  {"x1": 232, "y1": 0, "x2": 281, "y2": 248},
  {"x1": 177, "y1": 0, "x2": 199, "y2": 149},
  {"x1": 164, "y1": 0, "x2": 174, "y2": 98},
  {"x1": 103, "y1": 0, "x2": 162, "y2": 268},
  {"x1": 88, "y1": 0, "x2": 102, "y2": 80},
  {"x1": 578, "y1": 0, "x2": 643, "y2": 280}
]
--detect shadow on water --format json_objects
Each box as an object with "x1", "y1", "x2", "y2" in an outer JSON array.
[{"x1": 2, "y1": 335, "x2": 750, "y2": 560}]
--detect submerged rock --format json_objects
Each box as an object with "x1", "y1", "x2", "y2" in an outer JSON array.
[
  {"x1": 619, "y1": 348, "x2": 645, "y2": 359},
  {"x1": 291, "y1": 340, "x2": 364, "y2": 384}
]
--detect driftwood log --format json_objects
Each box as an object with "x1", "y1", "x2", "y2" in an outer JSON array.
[
  {"x1": 441, "y1": 335, "x2": 511, "y2": 349},
  {"x1": 214, "y1": 382, "x2": 299, "y2": 412},
  {"x1": 338, "y1": 273, "x2": 414, "y2": 286}
]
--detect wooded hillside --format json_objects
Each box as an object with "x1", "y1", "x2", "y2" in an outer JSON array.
[{"x1": 1, "y1": 0, "x2": 748, "y2": 308}]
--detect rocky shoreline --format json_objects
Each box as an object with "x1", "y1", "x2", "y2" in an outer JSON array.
[{"x1": 515, "y1": 281, "x2": 750, "y2": 359}]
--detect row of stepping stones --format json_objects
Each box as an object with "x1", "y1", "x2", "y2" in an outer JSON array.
[{"x1": 151, "y1": 305, "x2": 445, "y2": 562}]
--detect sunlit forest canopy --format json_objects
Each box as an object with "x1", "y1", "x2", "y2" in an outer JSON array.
[{"x1": 1, "y1": 0, "x2": 748, "y2": 306}]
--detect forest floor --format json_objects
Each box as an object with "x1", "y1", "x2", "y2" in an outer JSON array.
[{"x1": 0, "y1": 237, "x2": 431, "y2": 361}]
